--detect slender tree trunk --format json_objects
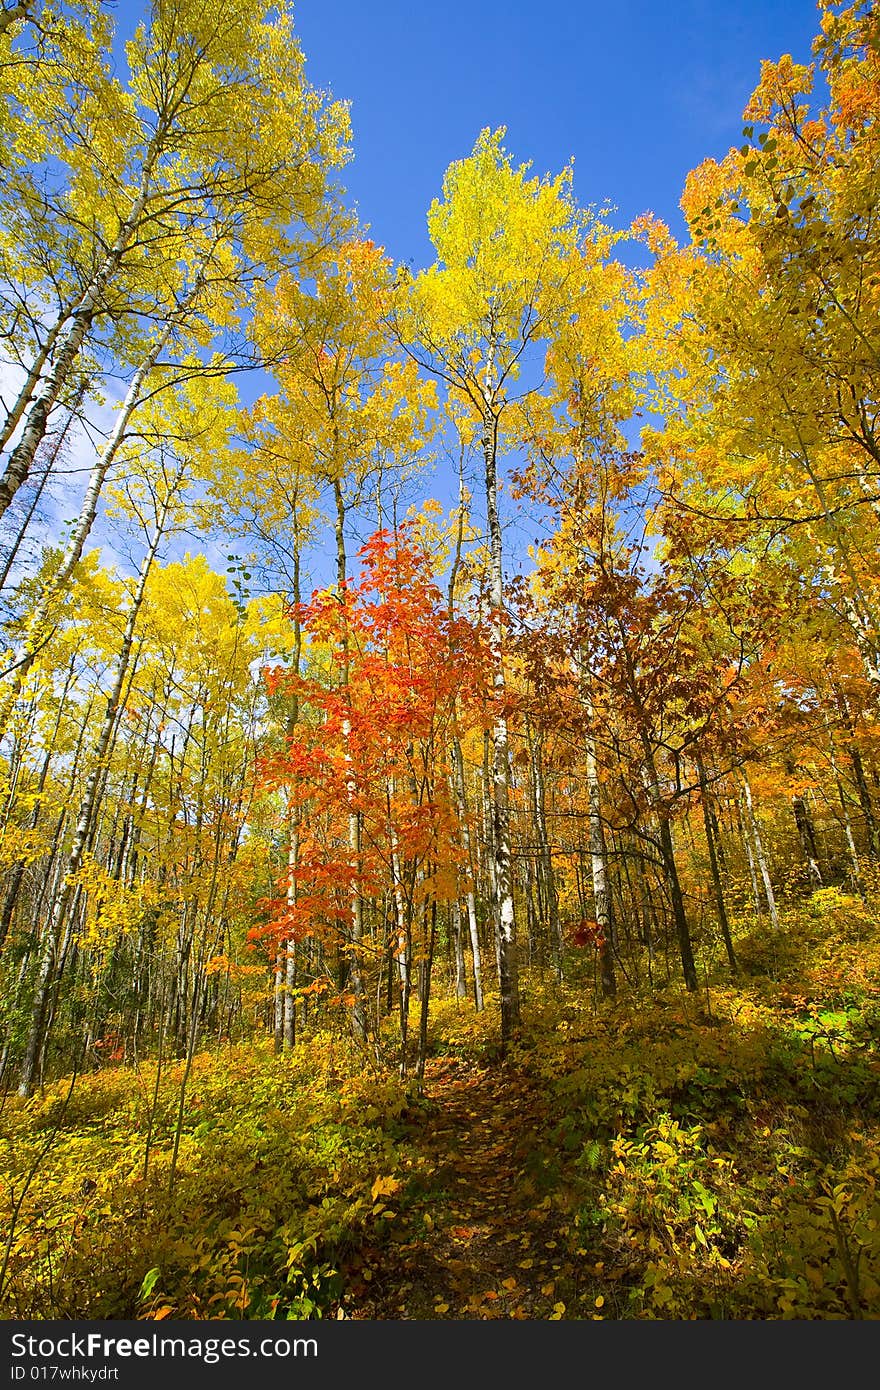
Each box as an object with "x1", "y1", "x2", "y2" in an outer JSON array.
[
  {"x1": 451, "y1": 733, "x2": 483, "y2": 1011},
  {"x1": 481, "y1": 373, "x2": 519, "y2": 1047},
  {"x1": 451, "y1": 898, "x2": 467, "y2": 998},
  {"x1": 167, "y1": 970, "x2": 203, "y2": 1196},
  {"x1": 276, "y1": 540, "x2": 303, "y2": 1054},
  {"x1": 785, "y1": 760, "x2": 823, "y2": 887},
  {"x1": 398, "y1": 890, "x2": 414, "y2": 1078},
  {"x1": 0, "y1": 327, "x2": 176, "y2": 733},
  {"x1": 0, "y1": 651, "x2": 78, "y2": 951},
  {"x1": 282, "y1": 824, "x2": 299, "y2": 1053},
  {"x1": 695, "y1": 753, "x2": 738, "y2": 973},
  {"x1": 333, "y1": 480, "x2": 367, "y2": 1045},
  {"x1": 445, "y1": 478, "x2": 485, "y2": 1013},
  {"x1": 0, "y1": 179, "x2": 153, "y2": 519},
  {"x1": 640, "y1": 744, "x2": 698, "y2": 991},
  {"x1": 480, "y1": 726, "x2": 501, "y2": 981},
  {"x1": 0, "y1": 314, "x2": 64, "y2": 454},
  {"x1": 415, "y1": 897, "x2": 437, "y2": 1095},
  {"x1": 527, "y1": 717, "x2": 562, "y2": 980},
  {"x1": 17, "y1": 480, "x2": 176, "y2": 1095},
  {"x1": 831, "y1": 683, "x2": 878, "y2": 856},
  {"x1": 742, "y1": 772, "x2": 780, "y2": 929},
  {"x1": 581, "y1": 683, "x2": 616, "y2": 996},
  {"x1": 736, "y1": 796, "x2": 761, "y2": 913},
  {"x1": 849, "y1": 742, "x2": 879, "y2": 856},
  {"x1": 387, "y1": 773, "x2": 412, "y2": 1059},
  {"x1": 826, "y1": 725, "x2": 866, "y2": 901},
  {"x1": 0, "y1": 395, "x2": 83, "y2": 594}
]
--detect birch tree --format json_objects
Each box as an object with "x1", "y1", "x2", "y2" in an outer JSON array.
[
  {"x1": 0, "y1": 0, "x2": 349, "y2": 518},
  {"x1": 402, "y1": 128, "x2": 583, "y2": 1049}
]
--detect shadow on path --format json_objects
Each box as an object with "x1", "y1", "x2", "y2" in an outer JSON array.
[{"x1": 343, "y1": 1056, "x2": 587, "y2": 1319}]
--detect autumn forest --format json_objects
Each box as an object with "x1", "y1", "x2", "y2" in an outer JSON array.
[{"x1": 0, "y1": 0, "x2": 879, "y2": 1323}]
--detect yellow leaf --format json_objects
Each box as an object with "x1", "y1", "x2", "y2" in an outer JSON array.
[{"x1": 371, "y1": 1175, "x2": 401, "y2": 1202}]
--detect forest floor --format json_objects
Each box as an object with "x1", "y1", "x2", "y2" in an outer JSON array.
[
  {"x1": 344, "y1": 1057, "x2": 584, "y2": 1319},
  {"x1": 2, "y1": 893, "x2": 880, "y2": 1319}
]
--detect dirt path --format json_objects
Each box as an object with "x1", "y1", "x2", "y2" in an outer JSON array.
[{"x1": 342, "y1": 1056, "x2": 590, "y2": 1319}]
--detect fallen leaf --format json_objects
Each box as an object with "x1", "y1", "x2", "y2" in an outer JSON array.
[{"x1": 371, "y1": 1175, "x2": 401, "y2": 1202}]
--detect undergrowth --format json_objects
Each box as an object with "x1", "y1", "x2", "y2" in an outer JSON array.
[
  {"x1": 2, "y1": 890, "x2": 879, "y2": 1319},
  {"x1": 0, "y1": 1038, "x2": 411, "y2": 1319}
]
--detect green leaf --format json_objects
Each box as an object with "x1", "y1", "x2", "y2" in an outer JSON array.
[{"x1": 138, "y1": 1267, "x2": 161, "y2": 1300}]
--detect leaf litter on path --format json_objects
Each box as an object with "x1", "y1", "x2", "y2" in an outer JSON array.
[{"x1": 339, "y1": 1057, "x2": 589, "y2": 1320}]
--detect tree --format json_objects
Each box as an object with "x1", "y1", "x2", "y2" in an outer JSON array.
[
  {"x1": 401, "y1": 128, "x2": 585, "y2": 1048},
  {"x1": 640, "y1": 0, "x2": 880, "y2": 695},
  {"x1": 0, "y1": 0, "x2": 350, "y2": 519},
  {"x1": 259, "y1": 526, "x2": 483, "y2": 1081}
]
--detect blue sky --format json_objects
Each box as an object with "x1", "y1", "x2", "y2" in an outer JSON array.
[
  {"x1": 65, "y1": 0, "x2": 824, "y2": 593},
  {"x1": 292, "y1": 0, "x2": 820, "y2": 270},
  {"x1": 274, "y1": 0, "x2": 822, "y2": 584}
]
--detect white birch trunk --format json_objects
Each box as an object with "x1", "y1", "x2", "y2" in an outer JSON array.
[
  {"x1": 17, "y1": 478, "x2": 175, "y2": 1094},
  {"x1": 451, "y1": 732, "x2": 484, "y2": 1011},
  {"x1": 481, "y1": 355, "x2": 518, "y2": 1045},
  {"x1": 0, "y1": 181, "x2": 152, "y2": 518},
  {"x1": 0, "y1": 325, "x2": 173, "y2": 734},
  {"x1": 742, "y1": 772, "x2": 780, "y2": 929}
]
